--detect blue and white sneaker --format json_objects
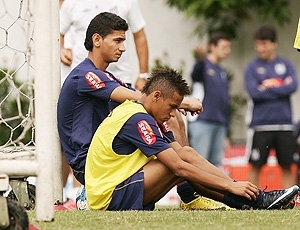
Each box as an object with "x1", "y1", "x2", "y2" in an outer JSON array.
[{"x1": 75, "y1": 185, "x2": 89, "y2": 210}]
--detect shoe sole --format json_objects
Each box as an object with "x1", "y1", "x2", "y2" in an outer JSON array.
[
  {"x1": 181, "y1": 206, "x2": 227, "y2": 211},
  {"x1": 267, "y1": 185, "x2": 299, "y2": 210},
  {"x1": 283, "y1": 199, "x2": 296, "y2": 209}
]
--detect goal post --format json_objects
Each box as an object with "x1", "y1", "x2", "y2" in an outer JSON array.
[{"x1": 34, "y1": 0, "x2": 61, "y2": 221}]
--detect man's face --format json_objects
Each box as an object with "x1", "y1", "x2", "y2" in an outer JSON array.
[
  {"x1": 212, "y1": 39, "x2": 231, "y2": 60},
  {"x1": 254, "y1": 39, "x2": 277, "y2": 61},
  {"x1": 100, "y1": 30, "x2": 126, "y2": 63},
  {"x1": 150, "y1": 91, "x2": 183, "y2": 124}
]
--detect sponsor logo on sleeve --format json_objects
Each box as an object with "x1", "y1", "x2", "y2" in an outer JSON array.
[
  {"x1": 137, "y1": 120, "x2": 156, "y2": 145},
  {"x1": 261, "y1": 78, "x2": 284, "y2": 87},
  {"x1": 256, "y1": 67, "x2": 266, "y2": 75},
  {"x1": 85, "y1": 72, "x2": 105, "y2": 89}
]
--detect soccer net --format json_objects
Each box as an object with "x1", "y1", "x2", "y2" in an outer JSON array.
[{"x1": 0, "y1": 0, "x2": 61, "y2": 221}]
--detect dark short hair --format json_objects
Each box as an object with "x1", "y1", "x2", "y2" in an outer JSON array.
[
  {"x1": 142, "y1": 68, "x2": 191, "y2": 98},
  {"x1": 254, "y1": 25, "x2": 277, "y2": 42},
  {"x1": 208, "y1": 31, "x2": 231, "y2": 46},
  {"x1": 84, "y1": 12, "x2": 129, "y2": 51}
]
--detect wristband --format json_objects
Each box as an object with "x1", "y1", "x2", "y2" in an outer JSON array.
[
  {"x1": 138, "y1": 73, "x2": 150, "y2": 80},
  {"x1": 159, "y1": 122, "x2": 170, "y2": 133},
  {"x1": 158, "y1": 122, "x2": 175, "y2": 143},
  {"x1": 162, "y1": 131, "x2": 175, "y2": 143}
]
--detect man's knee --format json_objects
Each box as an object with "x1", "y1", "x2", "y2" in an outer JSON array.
[{"x1": 177, "y1": 146, "x2": 204, "y2": 161}]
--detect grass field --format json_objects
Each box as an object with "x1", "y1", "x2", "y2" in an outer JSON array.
[{"x1": 28, "y1": 206, "x2": 300, "y2": 230}]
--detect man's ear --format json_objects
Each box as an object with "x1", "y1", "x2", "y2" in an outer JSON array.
[
  {"x1": 153, "y1": 91, "x2": 162, "y2": 102},
  {"x1": 92, "y1": 33, "x2": 102, "y2": 47}
]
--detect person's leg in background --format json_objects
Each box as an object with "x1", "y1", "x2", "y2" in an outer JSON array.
[
  {"x1": 188, "y1": 120, "x2": 213, "y2": 161},
  {"x1": 248, "y1": 131, "x2": 270, "y2": 186},
  {"x1": 209, "y1": 124, "x2": 227, "y2": 168},
  {"x1": 276, "y1": 131, "x2": 297, "y2": 188}
]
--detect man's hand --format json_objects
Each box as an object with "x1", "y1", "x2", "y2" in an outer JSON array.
[
  {"x1": 60, "y1": 47, "x2": 73, "y2": 66},
  {"x1": 134, "y1": 77, "x2": 147, "y2": 91},
  {"x1": 229, "y1": 181, "x2": 259, "y2": 201},
  {"x1": 258, "y1": 76, "x2": 292, "y2": 91},
  {"x1": 179, "y1": 96, "x2": 203, "y2": 116},
  {"x1": 194, "y1": 45, "x2": 207, "y2": 61}
]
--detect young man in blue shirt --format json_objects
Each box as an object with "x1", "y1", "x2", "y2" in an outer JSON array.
[{"x1": 245, "y1": 25, "x2": 298, "y2": 188}]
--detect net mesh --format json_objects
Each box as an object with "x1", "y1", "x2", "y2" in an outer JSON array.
[{"x1": 0, "y1": 0, "x2": 35, "y2": 158}]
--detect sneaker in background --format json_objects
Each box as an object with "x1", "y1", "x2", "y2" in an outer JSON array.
[{"x1": 76, "y1": 185, "x2": 89, "y2": 210}]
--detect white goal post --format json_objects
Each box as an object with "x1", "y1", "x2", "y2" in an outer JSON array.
[{"x1": 0, "y1": 0, "x2": 62, "y2": 221}]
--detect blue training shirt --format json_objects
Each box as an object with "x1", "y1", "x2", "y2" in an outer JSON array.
[
  {"x1": 191, "y1": 57, "x2": 230, "y2": 126},
  {"x1": 244, "y1": 56, "x2": 298, "y2": 128},
  {"x1": 57, "y1": 58, "x2": 134, "y2": 171},
  {"x1": 112, "y1": 112, "x2": 175, "y2": 157}
]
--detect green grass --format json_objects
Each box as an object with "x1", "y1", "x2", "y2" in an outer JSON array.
[{"x1": 28, "y1": 206, "x2": 300, "y2": 230}]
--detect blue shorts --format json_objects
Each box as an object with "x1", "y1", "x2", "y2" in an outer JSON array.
[{"x1": 107, "y1": 171, "x2": 155, "y2": 211}]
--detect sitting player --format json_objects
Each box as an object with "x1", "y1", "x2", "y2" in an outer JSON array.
[{"x1": 85, "y1": 68, "x2": 299, "y2": 211}]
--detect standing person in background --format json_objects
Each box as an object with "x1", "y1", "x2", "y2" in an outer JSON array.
[
  {"x1": 245, "y1": 25, "x2": 298, "y2": 188},
  {"x1": 188, "y1": 31, "x2": 231, "y2": 168},
  {"x1": 59, "y1": 0, "x2": 149, "y2": 90},
  {"x1": 59, "y1": 0, "x2": 75, "y2": 85}
]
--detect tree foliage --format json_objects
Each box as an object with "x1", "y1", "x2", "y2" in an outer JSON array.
[
  {"x1": 165, "y1": 0, "x2": 292, "y2": 38},
  {"x1": 0, "y1": 69, "x2": 33, "y2": 146}
]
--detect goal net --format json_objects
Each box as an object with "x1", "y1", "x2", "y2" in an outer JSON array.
[{"x1": 0, "y1": 0, "x2": 61, "y2": 221}]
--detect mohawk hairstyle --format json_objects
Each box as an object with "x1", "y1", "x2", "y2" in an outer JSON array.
[{"x1": 142, "y1": 68, "x2": 190, "y2": 99}]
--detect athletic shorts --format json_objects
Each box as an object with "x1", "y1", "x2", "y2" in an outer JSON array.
[
  {"x1": 107, "y1": 171, "x2": 155, "y2": 211},
  {"x1": 249, "y1": 130, "x2": 296, "y2": 167},
  {"x1": 73, "y1": 168, "x2": 85, "y2": 185}
]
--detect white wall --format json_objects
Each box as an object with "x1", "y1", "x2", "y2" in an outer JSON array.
[
  {"x1": 129, "y1": 0, "x2": 200, "y2": 84},
  {"x1": 132, "y1": 0, "x2": 300, "y2": 143}
]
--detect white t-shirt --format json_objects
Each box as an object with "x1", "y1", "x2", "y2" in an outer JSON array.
[{"x1": 60, "y1": 0, "x2": 146, "y2": 84}]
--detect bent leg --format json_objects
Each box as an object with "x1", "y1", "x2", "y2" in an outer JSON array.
[
  {"x1": 177, "y1": 146, "x2": 232, "y2": 181},
  {"x1": 142, "y1": 159, "x2": 184, "y2": 205},
  {"x1": 167, "y1": 110, "x2": 189, "y2": 146}
]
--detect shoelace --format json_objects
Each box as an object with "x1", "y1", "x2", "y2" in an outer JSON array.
[
  {"x1": 260, "y1": 188, "x2": 287, "y2": 209},
  {"x1": 262, "y1": 185, "x2": 268, "y2": 192}
]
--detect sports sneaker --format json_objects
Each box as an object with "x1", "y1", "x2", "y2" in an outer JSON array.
[
  {"x1": 258, "y1": 185, "x2": 299, "y2": 210},
  {"x1": 180, "y1": 195, "x2": 234, "y2": 211},
  {"x1": 75, "y1": 185, "x2": 89, "y2": 210}
]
